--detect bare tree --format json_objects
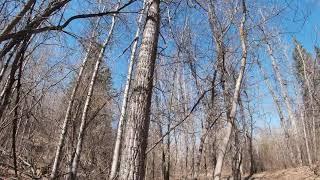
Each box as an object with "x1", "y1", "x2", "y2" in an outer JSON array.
[
  {"x1": 50, "y1": 33, "x2": 96, "y2": 179},
  {"x1": 213, "y1": 1, "x2": 248, "y2": 179},
  {"x1": 266, "y1": 42, "x2": 302, "y2": 166},
  {"x1": 256, "y1": 59, "x2": 297, "y2": 165},
  {"x1": 109, "y1": 1, "x2": 146, "y2": 179},
  {"x1": 118, "y1": 0, "x2": 160, "y2": 178},
  {"x1": 294, "y1": 40, "x2": 317, "y2": 161},
  {"x1": 69, "y1": 12, "x2": 117, "y2": 179}
]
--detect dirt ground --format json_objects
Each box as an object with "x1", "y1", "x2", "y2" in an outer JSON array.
[
  {"x1": 248, "y1": 166, "x2": 320, "y2": 180},
  {"x1": 1, "y1": 165, "x2": 320, "y2": 179}
]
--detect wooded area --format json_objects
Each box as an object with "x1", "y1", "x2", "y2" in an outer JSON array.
[{"x1": 0, "y1": 0, "x2": 320, "y2": 179}]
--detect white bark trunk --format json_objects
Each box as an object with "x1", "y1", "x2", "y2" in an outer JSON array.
[
  {"x1": 69, "y1": 15, "x2": 116, "y2": 179},
  {"x1": 258, "y1": 10, "x2": 302, "y2": 166},
  {"x1": 257, "y1": 61, "x2": 296, "y2": 165},
  {"x1": 50, "y1": 37, "x2": 94, "y2": 180},
  {"x1": 295, "y1": 41, "x2": 317, "y2": 161},
  {"x1": 213, "y1": 1, "x2": 247, "y2": 179},
  {"x1": 267, "y1": 42, "x2": 303, "y2": 166},
  {"x1": 301, "y1": 105, "x2": 312, "y2": 166}
]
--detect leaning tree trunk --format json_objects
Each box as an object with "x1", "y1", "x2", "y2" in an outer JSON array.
[
  {"x1": 69, "y1": 15, "x2": 116, "y2": 179},
  {"x1": 50, "y1": 37, "x2": 94, "y2": 179},
  {"x1": 213, "y1": 1, "x2": 247, "y2": 179},
  {"x1": 266, "y1": 42, "x2": 303, "y2": 166},
  {"x1": 257, "y1": 60, "x2": 297, "y2": 165},
  {"x1": 0, "y1": 0, "x2": 36, "y2": 36},
  {"x1": 295, "y1": 41, "x2": 317, "y2": 161},
  {"x1": 109, "y1": 1, "x2": 146, "y2": 179},
  {"x1": 118, "y1": 0, "x2": 160, "y2": 178},
  {"x1": 258, "y1": 11, "x2": 303, "y2": 166},
  {"x1": 12, "y1": 57, "x2": 23, "y2": 177},
  {"x1": 301, "y1": 105, "x2": 312, "y2": 166},
  {"x1": 0, "y1": 38, "x2": 29, "y2": 120},
  {"x1": 194, "y1": 72, "x2": 217, "y2": 180}
]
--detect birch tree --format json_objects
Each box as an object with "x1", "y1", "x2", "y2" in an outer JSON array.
[
  {"x1": 69, "y1": 13, "x2": 117, "y2": 179},
  {"x1": 294, "y1": 40, "x2": 318, "y2": 161},
  {"x1": 266, "y1": 41, "x2": 302, "y2": 166},
  {"x1": 50, "y1": 32, "x2": 97, "y2": 179},
  {"x1": 213, "y1": 1, "x2": 247, "y2": 179},
  {"x1": 256, "y1": 59, "x2": 297, "y2": 165}
]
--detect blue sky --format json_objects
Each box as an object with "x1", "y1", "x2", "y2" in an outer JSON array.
[
  {"x1": 51, "y1": 0, "x2": 320, "y2": 130},
  {"x1": 104, "y1": 0, "x2": 320, "y2": 129},
  {"x1": 285, "y1": 0, "x2": 320, "y2": 51},
  {"x1": 252, "y1": 0, "x2": 320, "y2": 129}
]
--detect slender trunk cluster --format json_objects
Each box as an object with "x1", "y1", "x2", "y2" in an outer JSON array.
[
  {"x1": 194, "y1": 72, "x2": 217, "y2": 180},
  {"x1": 50, "y1": 36, "x2": 95, "y2": 180},
  {"x1": 257, "y1": 60, "x2": 296, "y2": 165},
  {"x1": 295, "y1": 41, "x2": 318, "y2": 161},
  {"x1": 267, "y1": 42, "x2": 303, "y2": 166},
  {"x1": 69, "y1": 14, "x2": 116, "y2": 179},
  {"x1": 50, "y1": 10, "x2": 117, "y2": 179}
]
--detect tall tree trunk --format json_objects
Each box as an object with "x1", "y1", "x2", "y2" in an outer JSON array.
[
  {"x1": 50, "y1": 34, "x2": 95, "y2": 179},
  {"x1": 69, "y1": 14, "x2": 116, "y2": 179},
  {"x1": 193, "y1": 121, "x2": 208, "y2": 180},
  {"x1": 247, "y1": 105, "x2": 254, "y2": 176},
  {"x1": 257, "y1": 60, "x2": 296, "y2": 165},
  {"x1": 193, "y1": 72, "x2": 217, "y2": 180},
  {"x1": 160, "y1": 122, "x2": 170, "y2": 180},
  {"x1": 185, "y1": 138, "x2": 189, "y2": 178},
  {"x1": 258, "y1": 10, "x2": 303, "y2": 166},
  {"x1": 154, "y1": 86, "x2": 170, "y2": 180},
  {"x1": 301, "y1": 105, "x2": 312, "y2": 166},
  {"x1": 109, "y1": 1, "x2": 146, "y2": 179},
  {"x1": 213, "y1": 1, "x2": 247, "y2": 179},
  {"x1": 163, "y1": 89, "x2": 173, "y2": 180},
  {"x1": 295, "y1": 41, "x2": 317, "y2": 161},
  {"x1": 0, "y1": 44, "x2": 20, "y2": 83},
  {"x1": 191, "y1": 133, "x2": 196, "y2": 178},
  {"x1": 118, "y1": 0, "x2": 160, "y2": 178},
  {"x1": 266, "y1": 42, "x2": 303, "y2": 166},
  {"x1": 12, "y1": 57, "x2": 22, "y2": 177},
  {"x1": 232, "y1": 133, "x2": 242, "y2": 180},
  {"x1": 0, "y1": 38, "x2": 29, "y2": 120}
]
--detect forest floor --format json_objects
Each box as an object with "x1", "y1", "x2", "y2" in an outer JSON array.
[
  {"x1": 245, "y1": 166, "x2": 320, "y2": 180},
  {"x1": 1, "y1": 165, "x2": 320, "y2": 179}
]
